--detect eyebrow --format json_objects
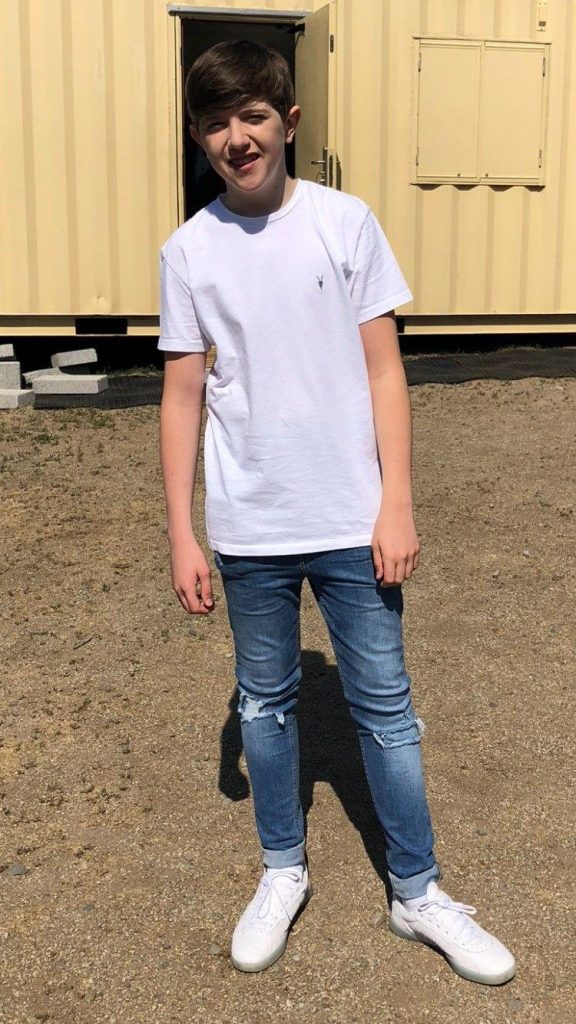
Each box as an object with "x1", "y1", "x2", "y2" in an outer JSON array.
[{"x1": 201, "y1": 105, "x2": 268, "y2": 124}]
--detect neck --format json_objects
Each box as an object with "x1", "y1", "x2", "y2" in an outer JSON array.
[{"x1": 222, "y1": 173, "x2": 297, "y2": 217}]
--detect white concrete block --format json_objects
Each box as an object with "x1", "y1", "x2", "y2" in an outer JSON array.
[
  {"x1": 23, "y1": 367, "x2": 60, "y2": 384},
  {"x1": 32, "y1": 374, "x2": 108, "y2": 394},
  {"x1": 0, "y1": 389, "x2": 34, "y2": 408},
  {"x1": 0, "y1": 362, "x2": 22, "y2": 389},
  {"x1": 51, "y1": 348, "x2": 98, "y2": 368},
  {"x1": 0, "y1": 344, "x2": 15, "y2": 359}
]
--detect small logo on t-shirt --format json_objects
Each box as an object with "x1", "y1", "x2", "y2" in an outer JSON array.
[{"x1": 316, "y1": 274, "x2": 324, "y2": 290}]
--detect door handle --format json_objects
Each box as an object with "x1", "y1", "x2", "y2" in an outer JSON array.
[{"x1": 310, "y1": 146, "x2": 329, "y2": 185}]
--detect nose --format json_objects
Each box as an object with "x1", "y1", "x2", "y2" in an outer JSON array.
[{"x1": 227, "y1": 117, "x2": 249, "y2": 151}]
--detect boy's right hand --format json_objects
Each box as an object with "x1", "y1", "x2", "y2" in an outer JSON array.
[{"x1": 168, "y1": 536, "x2": 215, "y2": 615}]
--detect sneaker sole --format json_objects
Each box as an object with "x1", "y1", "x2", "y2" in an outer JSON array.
[
  {"x1": 231, "y1": 885, "x2": 313, "y2": 973},
  {"x1": 389, "y1": 917, "x2": 516, "y2": 986}
]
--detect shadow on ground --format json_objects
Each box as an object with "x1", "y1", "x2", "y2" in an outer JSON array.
[{"x1": 218, "y1": 649, "x2": 392, "y2": 899}]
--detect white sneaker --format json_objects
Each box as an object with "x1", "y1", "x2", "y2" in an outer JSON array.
[
  {"x1": 231, "y1": 864, "x2": 311, "y2": 972},
  {"x1": 390, "y1": 881, "x2": 516, "y2": 985}
]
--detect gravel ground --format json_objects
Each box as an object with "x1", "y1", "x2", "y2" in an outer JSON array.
[{"x1": 1, "y1": 376, "x2": 574, "y2": 1024}]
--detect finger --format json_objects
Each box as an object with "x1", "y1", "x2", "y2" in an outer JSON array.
[
  {"x1": 181, "y1": 580, "x2": 210, "y2": 615},
  {"x1": 395, "y1": 557, "x2": 408, "y2": 584},
  {"x1": 404, "y1": 554, "x2": 415, "y2": 579},
  {"x1": 414, "y1": 541, "x2": 421, "y2": 571},
  {"x1": 382, "y1": 557, "x2": 398, "y2": 586},
  {"x1": 198, "y1": 570, "x2": 214, "y2": 609},
  {"x1": 371, "y1": 545, "x2": 384, "y2": 580},
  {"x1": 188, "y1": 588, "x2": 211, "y2": 614},
  {"x1": 176, "y1": 587, "x2": 193, "y2": 614}
]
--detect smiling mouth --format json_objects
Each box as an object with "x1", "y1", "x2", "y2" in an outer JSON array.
[{"x1": 229, "y1": 154, "x2": 260, "y2": 169}]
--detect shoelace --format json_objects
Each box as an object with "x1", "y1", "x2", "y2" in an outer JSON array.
[
  {"x1": 415, "y1": 892, "x2": 485, "y2": 947},
  {"x1": 248, "y1": 870, "x2": 304, "y2": 932}
]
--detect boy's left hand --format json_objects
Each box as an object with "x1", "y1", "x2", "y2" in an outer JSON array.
[{"x1": 371, "y1": 505, "x2": 420, "y2": 586}]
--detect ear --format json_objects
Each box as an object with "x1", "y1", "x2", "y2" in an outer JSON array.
[
  {"x1": 284, "y1": 105, "x2": 301, "y2": 144},
  {"x1": 189, "y1": 123, "x2": 205, "y2": 149}
]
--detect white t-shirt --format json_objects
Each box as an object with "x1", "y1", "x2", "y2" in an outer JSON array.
[{"x1": 158, "y1": 179, "x2": 412, "y2": 555}]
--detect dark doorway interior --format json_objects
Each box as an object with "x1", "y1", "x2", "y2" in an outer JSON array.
[{"x1": 181, "y1": 19, "x2": 297, "y2": 219}]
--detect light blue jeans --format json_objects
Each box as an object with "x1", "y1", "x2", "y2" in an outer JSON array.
[{"x1": 214, "y1": 545, "x2": 440, "y2": 899}]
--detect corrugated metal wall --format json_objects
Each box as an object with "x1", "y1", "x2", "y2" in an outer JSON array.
[
  {"x1": 1, "y1": 0, "x2": 574, "y2": 326},
  {"x1": 335, "y1": 0, "x2": 576, "y2": 321},
  {"x1": 0, "y1": 0, "x2": 182, "y2": 319},
  {"x1": 0, "y1": 0, "x2": 324, "y2": 324}
]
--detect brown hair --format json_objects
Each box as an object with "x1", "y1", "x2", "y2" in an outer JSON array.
[{"x1": 185, "y1": 40, "x2": 294, "y2": 127}]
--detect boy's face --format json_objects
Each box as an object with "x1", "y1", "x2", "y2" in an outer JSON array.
[{"x1": 190, "y1": 100, "x2": 300, "y2": 205}]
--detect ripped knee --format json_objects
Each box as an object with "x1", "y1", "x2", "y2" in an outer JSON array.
[
  {"x1": 238, "y1": 691, "x2": 286, "y2": 728},
  {"x1": 371, "y1": 715, "x2": 425, "y2": 750}
]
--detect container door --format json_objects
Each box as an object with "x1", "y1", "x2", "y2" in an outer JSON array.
[{"x1": 295, "y1": 2, "x2": 337, "y2": 187}]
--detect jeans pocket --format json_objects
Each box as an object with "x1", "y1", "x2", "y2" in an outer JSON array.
[{"x1": 213, "y1": 550, "x2": 223, "y2": 571}]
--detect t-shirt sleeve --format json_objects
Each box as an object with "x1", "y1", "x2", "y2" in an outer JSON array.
[
  {"x1": 158, "y1": 243, "x2": 211, "y2": 353},
  {"x1": 349, "y1": 210, "x2": 413, "y2": 323}
]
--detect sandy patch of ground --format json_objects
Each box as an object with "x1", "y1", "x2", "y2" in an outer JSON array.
[{"x1": 0, "y1": 377, "x2": 574, "y2": 1023}]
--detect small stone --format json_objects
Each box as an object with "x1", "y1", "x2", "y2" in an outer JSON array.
[
  {"x1": 81, "y1": 902, "x2": 95, "y2": 912},
  {"x1": 370, "y1": 910, "x2": 387, "y2": 928},
  {"x1": 491, "y1": 570, "x2": 500, "y2": 578},
  {"x1": 0, "y1": 930, "x2": 9, "y2": 941},
  {"x1": 522, "y1": 549, "x2": 530, "y2": 557},
  {"x1": 508, "y1": 995, "x2": 523, "y2": 1013},
  {"x1": 7, "y1": 862, "x2": 29, "y2": 876},
  {"x1": 208, "y1": 942, "x2": 224, "y2": 956}
]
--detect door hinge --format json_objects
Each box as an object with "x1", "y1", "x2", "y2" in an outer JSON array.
[
  {"x1": 418, "y1": 53, "x2": 421, "y2": 72},
  {"x1": 543, "y1": 55, "x2": 546, "y2": 76},
  {"x1": 330, "y1": 34, "x2": 335, "y2": 53},
  {"x1": 539, "y1": 148, "x2": 543, "y2": 167},
  {"x1": 415, "y1": 148, "x2": 419, "y2": 167}
]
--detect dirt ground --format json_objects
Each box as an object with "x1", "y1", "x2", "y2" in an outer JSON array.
[{"x1": 1, "y1": 375, "x2": 574, "y2": 1024}]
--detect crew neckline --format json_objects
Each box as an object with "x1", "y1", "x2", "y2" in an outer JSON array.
[{"x1": 215, "y1": 178, "x2": 303, "y2": 223}]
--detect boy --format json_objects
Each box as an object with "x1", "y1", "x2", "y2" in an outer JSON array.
[{"x1": 158, "y1": 40, "x2": 515, "y2": 985}]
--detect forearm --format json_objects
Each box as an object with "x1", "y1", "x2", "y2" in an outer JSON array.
[
  {"x1": 359, "y1": 316, "x2": 418, "y2": 583},
  {"x1": 370, "y1": 359, "x2": 414, "y2": 511},
  {"x1": 359, "y1": 313, "x2": 414, "y2": 508},
  {"x1": 159, "y1": 392, "x2": 203, "y2": 543}
]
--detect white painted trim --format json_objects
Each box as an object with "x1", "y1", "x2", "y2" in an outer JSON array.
[{"x1": 168, "y1": 6, "x2": 309, "y2": 20}]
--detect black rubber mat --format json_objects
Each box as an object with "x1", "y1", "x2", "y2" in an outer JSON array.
[
  {"x1": 404, "y1": 346, "x2": 576, "y2": 385},
  {"x1": 30, "y1": 347, "x2": 576, "y2": 408}
]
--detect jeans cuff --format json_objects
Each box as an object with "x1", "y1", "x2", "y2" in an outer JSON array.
[
  {"x1": 262, "y1": 841, "x2": 306, "y2": 869},
  {"x1": 388, "y1": 861, "x2": 441, "y2": 900}
]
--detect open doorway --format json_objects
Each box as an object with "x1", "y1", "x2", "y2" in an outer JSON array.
[{"x1": 181, "y1": 19, "x2": 298, "y2": 218}]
